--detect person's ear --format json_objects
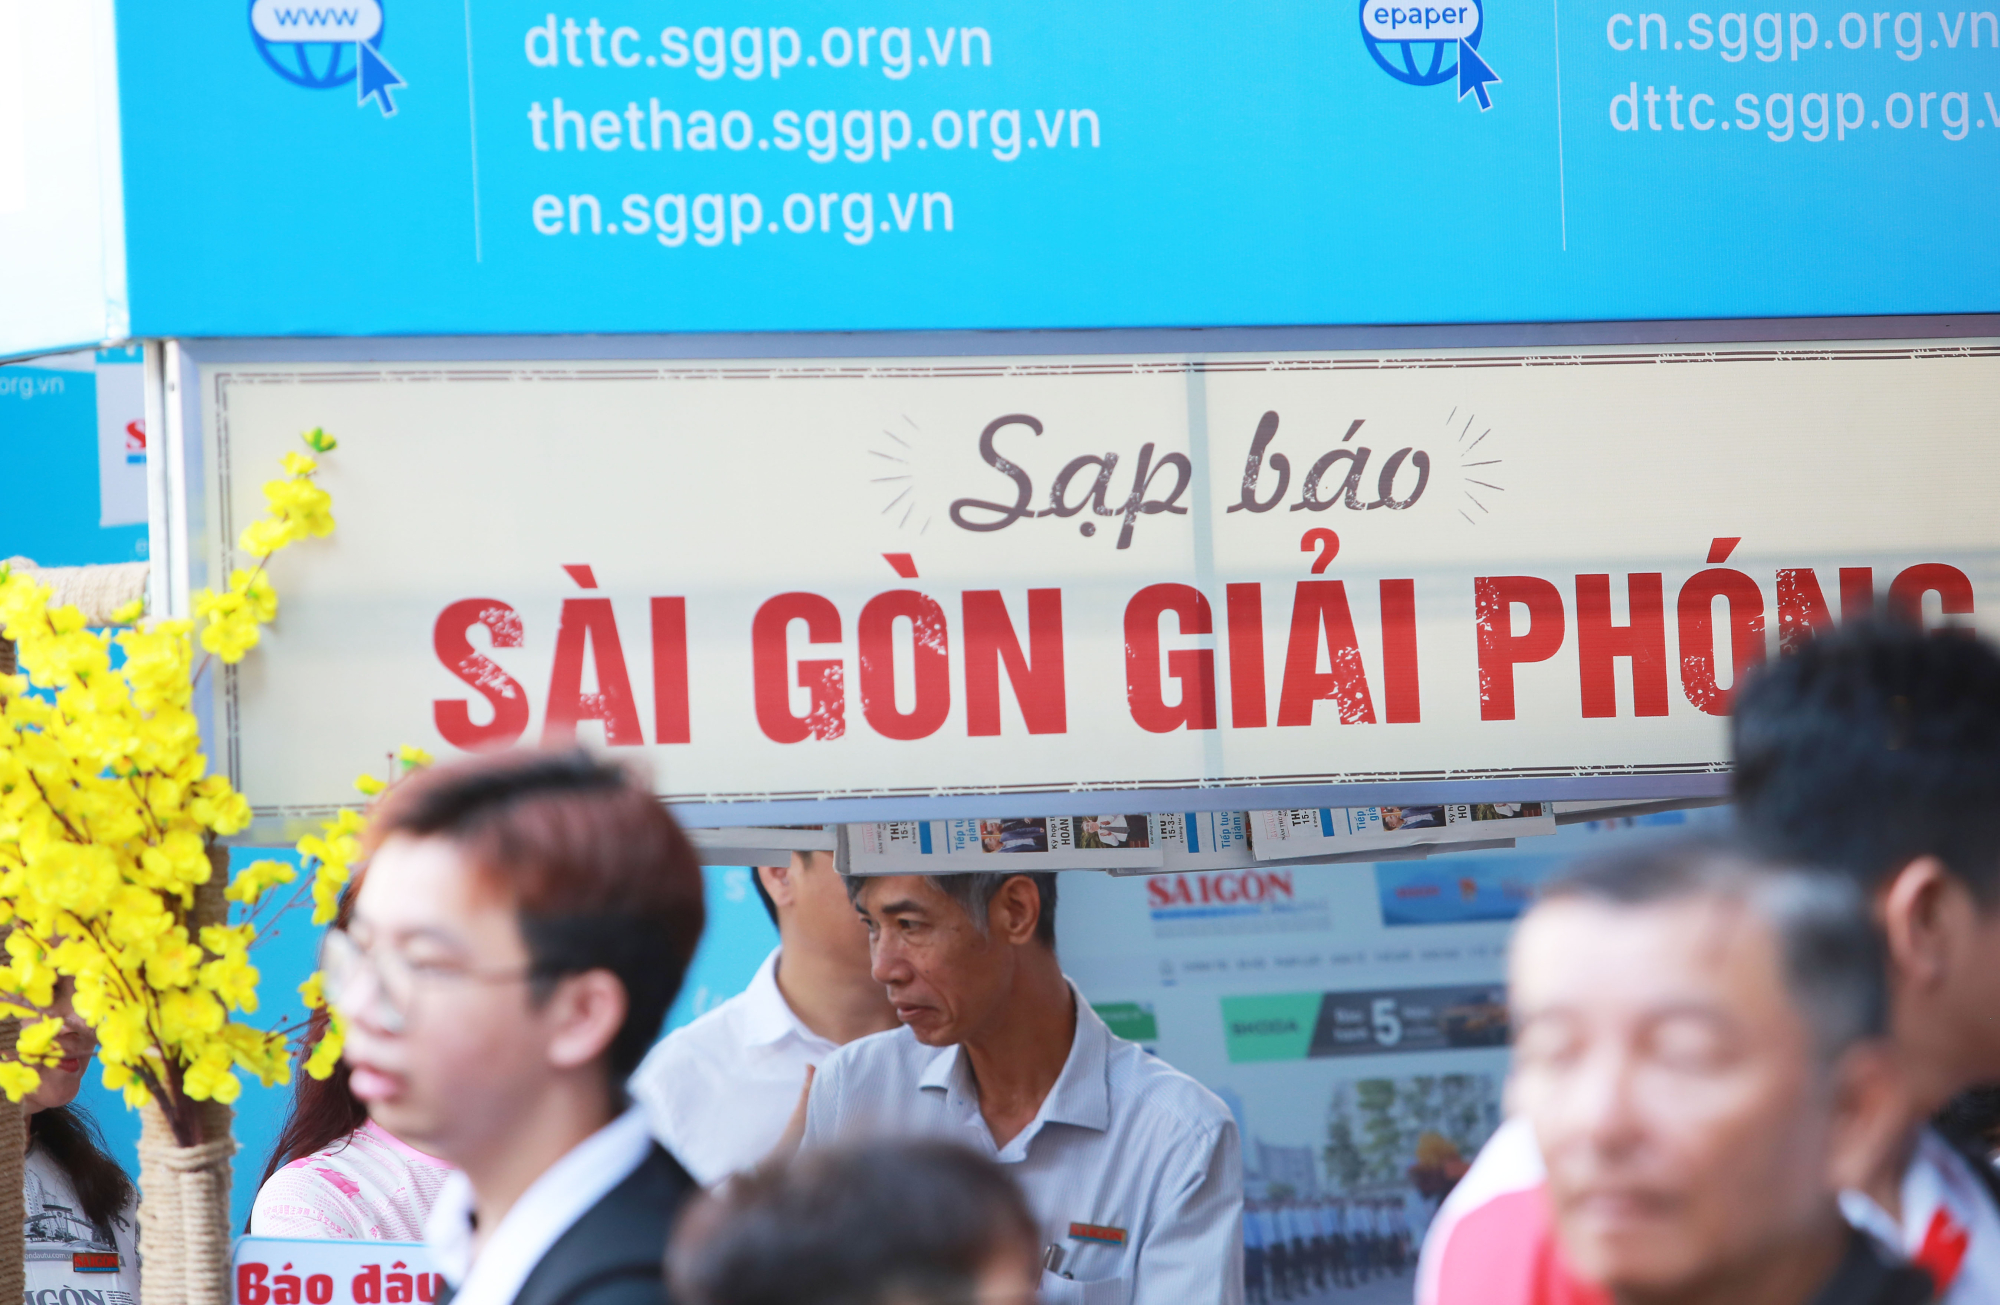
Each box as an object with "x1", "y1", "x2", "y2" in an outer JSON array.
[
  {"x1": 1824, "y1": 1040, "x2": 1911, "y2": 1195},
  {"x1": 758, "y1": 856, "x2": 803, "y2": 911},
  {"x1": 1878, "y1": 856, "x2": 1970, "y2": 995},
  {"x1": 989, "y1": 876, "x2": 1043, "y2": 947},
  {"x1": 544, "y1": 969, "x2": 629, "y2": 1071}
]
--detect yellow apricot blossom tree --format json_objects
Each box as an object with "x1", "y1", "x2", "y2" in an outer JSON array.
[{"x1": 0, "y1": 429, "x2": 339, "y2": 1149}]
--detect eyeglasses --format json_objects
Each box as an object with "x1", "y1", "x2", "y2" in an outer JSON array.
[{"x1": 319, "y1": 927, "x2": 538, "y2": 1035}]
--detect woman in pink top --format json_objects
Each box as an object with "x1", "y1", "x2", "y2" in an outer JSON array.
[{"x1": 251, "y1": 886, "x2": 453, "y2": 1241}]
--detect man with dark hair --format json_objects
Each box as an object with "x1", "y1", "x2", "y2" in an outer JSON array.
[
  {"x1": 1510, "y1": 837, "x2": 1924, "y2": 1305},
  {"x1": 667, "y1": 1139, "x2": 1040, "y2": 1305},
  {"x1": 802, "y1": 870, "x2": 1243, "y2": 1303},
  {"x1": 630, "y1": 841, "x2": 895, "y2": 1185},
  {"x1": 1422, "y1": 623, "x2": 2000, "y2": 1305},
  {"x1": 1732, "y1": 621, "x2": 2000, "y2": 1299},
  {"x1": 329, "y1": 749, "x2": 705, "y2": 1305}
]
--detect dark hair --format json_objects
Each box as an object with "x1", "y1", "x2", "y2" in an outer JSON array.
[
  {"x1": 31, "y1": 1104, "x2": 133, "y2": 1233},
  {"x1": 366, "y1": 748, "x2": 706, "y2": 1088},
  {"x1": 844, "y1": 871, "x2": 1058, "y2": 948},
  {"x1": 1732, "y1": 621, "x2": 2000, "y2": 900},
  {"x1": 669, "y1": 1141, "x2": 1038, "y2": 1305},
  {"x1": 1537, "y1": 834, "x2": 1887, "y2": 1060},
  {"x1": 1934, "y1": 1084, "x2": 2000, "y2": 1155},
  {"x1": 254, "y1": 877, "x2": 369, "y2": 1230}
]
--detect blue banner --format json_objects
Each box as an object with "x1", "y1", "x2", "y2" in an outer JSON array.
[{"x1": 113, "y1": 1, "x2": 2000, "y2": 335}]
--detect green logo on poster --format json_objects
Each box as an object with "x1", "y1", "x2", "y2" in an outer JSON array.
[{"x1": 1221, "y1": 994, "x2": 1322, "y2": 1062}]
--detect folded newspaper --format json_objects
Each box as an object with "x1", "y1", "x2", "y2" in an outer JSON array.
[
  {"x1": 1248, "y1": 803, "x2": 1556, "y2": 861},
  {"x1": 849, "y1": 815, "x2": 1164, "y2": 873},
  {"x1": 1133, "y1": 812, "x2": 1522, "y2": 875}
]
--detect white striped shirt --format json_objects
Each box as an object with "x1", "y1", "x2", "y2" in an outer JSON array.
[{"x1": 802, "y1": 984, "x2": 1243, "y2": 1305}]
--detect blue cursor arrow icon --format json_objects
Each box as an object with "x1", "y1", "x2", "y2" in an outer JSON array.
[
  {"x1": 356, "y1": 40, "x2": 406, "y2": 117},
  {"x1": 1456, "y1": 39, "x2": 1500, "y2": 109}
]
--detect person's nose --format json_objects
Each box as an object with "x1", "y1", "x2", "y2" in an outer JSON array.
[
  {"x1": 1566, "y1": 1045, "x2": 1647, "y2": 1164},
  {"x1": 869, "y1": 933, "x2": 912, "y2": 987}
]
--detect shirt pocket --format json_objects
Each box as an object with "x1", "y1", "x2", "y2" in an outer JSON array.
[{"x1": 1038, "y1": 1269, "x2": 1127, "y2": 1305}]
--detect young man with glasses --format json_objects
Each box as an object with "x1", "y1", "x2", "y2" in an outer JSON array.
[{"x1": 323, "y1": 749, "x2": 706, "y2": 1305}]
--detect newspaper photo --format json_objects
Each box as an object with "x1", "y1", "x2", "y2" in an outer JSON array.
[
  {"x1": 1148, "y1": 811, "x2": 1260, "y2": 873},
  {"x1": 849, "y1": 815, "x2": 1164, "y2": 873},
  {"x1": 1248, "y1": 804, "x2": 1556, "y2": 862}
]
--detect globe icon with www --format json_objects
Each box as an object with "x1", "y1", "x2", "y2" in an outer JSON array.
[
  {"x1": 1361, "y1": 0, "x2": 1484, "y2": 87},
  {"x1": 248, "y1": 0, "x2": 388, "y2": 89},
  {"x1": 254, "y1": 34, "x2": 358, "y2": 88}
]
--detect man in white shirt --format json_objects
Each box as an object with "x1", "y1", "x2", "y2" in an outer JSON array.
[
  {"x1": 802, "y1": 869, "x2": 1243, "y2": 1305},
  {"x1": 629, "y1": 845, "x2": 896, "y2": 1184},
  {"x1": 330, "y1": 750, "x2": 706, "y2": 1305}
]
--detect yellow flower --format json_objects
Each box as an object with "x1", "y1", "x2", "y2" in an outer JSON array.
[
  {"x1": 0, "y1": 1063, "x2": 39, "y2": 1103},
  {"x1": 228, "y1": 569, "x2": 278, "y2": 623},
  {"x1": 396, "y1": 745, "x2": 434, "y2": 770},
  {"x1": 16, "y1": 1016, "x2": 63, "y2": 1063},
  {"x1": 354, "y1": 773, "x2": 386, "y2": 797},
  {"x1": 304, "y1": 1013, "x2": 344, "y2": 1081},
  {"x1": 237, "y1": 517, "x2": 293, "y2": 558},
  {"x1": 223, "y1": 859, "x2": 297, "y2": 904}
]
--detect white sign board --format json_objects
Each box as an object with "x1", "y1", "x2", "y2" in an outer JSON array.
[
  {"x1": 232, "y1": 1239, "x2": 437, "y2": 1305},
  {"x1": 194, "y1": 340, "x2": 2000, "y2": 827}
]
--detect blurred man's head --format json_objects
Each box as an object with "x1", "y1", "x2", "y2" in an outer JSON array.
[
  {"x1": 1733, "y1": 621, "x2": 2000, "y2": 1097},
  {"x1": 843, "y1": 872, "x2": 1056, "y2": 1046},
  {"x1": 669, "y1": 1141, "x2": 1039, "y2": 1305},
  {"x1": 335, "y1": 750, "x2": 704, "y2": 1167},
  {"x1": 1509, "y1": 838, "x2": 1896, "y2": 1301}
]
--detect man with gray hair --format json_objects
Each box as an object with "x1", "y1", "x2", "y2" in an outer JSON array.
[
  {"x1": 1508, "y1": 836, "x2": 1929, "y2": 1305},
  {"x1": 800, "y1": 869, "x2": 1243, "y2": 1304}
]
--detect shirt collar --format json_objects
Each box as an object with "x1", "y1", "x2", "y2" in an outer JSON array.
[
  {"x1": 914, "y1": 980, "x2": 1112, "y2": 1142},
  {"x1": 362, "y1": 1120, "x2": 452, "y2": 1169},
  {"x1": 738, "y1": 947, "x2": 825, "y2": 1050},
  {"x1": 424, "y1": 1107, "x2": 654, "y2": 1302},
  {"x1": 737, "y1": 948, "x2": 790, "y2": 1046},
  {"x1": 1040, "y1": 990, "x2": 1112, "y2": 1131}
]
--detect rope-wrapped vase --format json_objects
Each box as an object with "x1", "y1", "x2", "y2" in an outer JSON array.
[
  {"x1": 135, "y1": 848, "x2": 238, "y2": 1305},
  {"x1": 136, "y1": 1100, "x2": 235, "y2": 1305}
]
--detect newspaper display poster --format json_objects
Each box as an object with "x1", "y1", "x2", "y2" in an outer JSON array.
[
  {"x1": 195, "y1": 340, "x2": 2000, "y2": 827},
  {"x1": 1053, "y1": 806, "x2": 1724, "y2": 1302},
  {"x1": 231, "y1": 1239, "x2": 438, "y2": 1305}
]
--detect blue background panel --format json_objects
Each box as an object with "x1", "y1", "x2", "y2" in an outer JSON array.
[{"x1": 111, "y1": 2, "x2": 2000, "y2": 337}]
